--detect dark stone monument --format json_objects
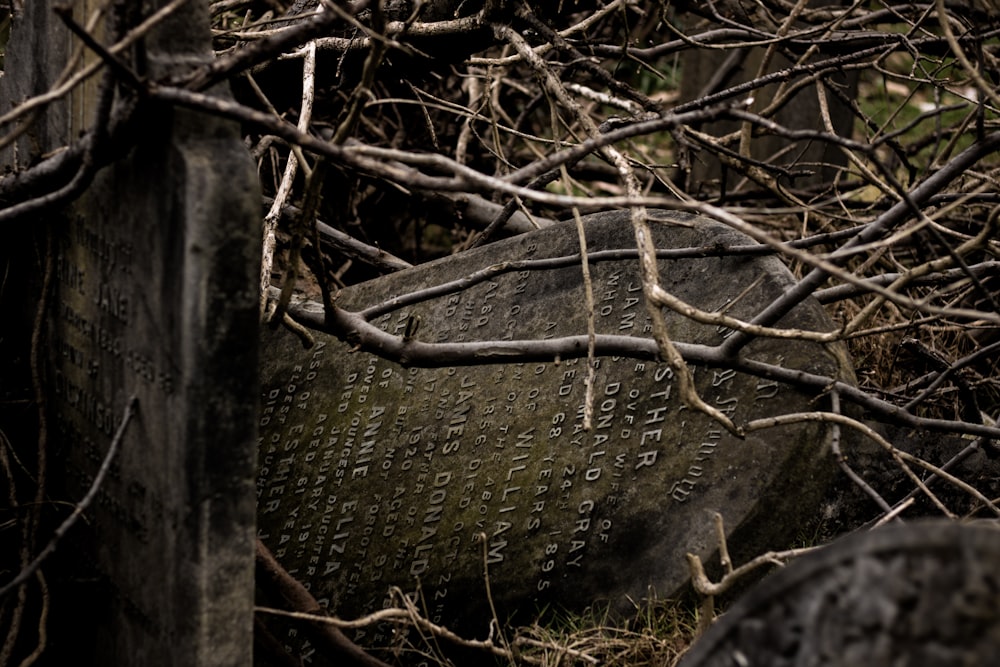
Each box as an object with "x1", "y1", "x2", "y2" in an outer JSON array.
[
  {"x1": 678, "y1": 6, "x2": 858, "y2": 194},
  {"x1": 679, "y1": 521, "x2": 1000, "y2": 667},
  {"x1": 0, "y1": 1, "x2": 260, "y2": 665},
  {"x1": 257, "y1": 210, "x2": 854, "y2": 643}
]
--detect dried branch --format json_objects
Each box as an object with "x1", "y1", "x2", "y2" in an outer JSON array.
[
  {"x1": 0, "y1": 397, "x2": 137, "y2": 600},
  {"x1": 177, "y1": 2, "x2": 349, "y2": 90},
  {"x1": 685, "y1": 513, "x2": 819, "y2": 597},
  {"x1": 261, "y1": 35, "x2": 318, "y2": 316},
  {"x1": 719, "y1": 129, "x2": 1000, "y2": 357},
  {"x1": 255, "y1": 538, "x2": 392, "y2": 667}
]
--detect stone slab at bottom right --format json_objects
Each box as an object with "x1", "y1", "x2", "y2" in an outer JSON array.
[{"x1": 680, "y1": 520, "x2": 1000, "y2": 667}]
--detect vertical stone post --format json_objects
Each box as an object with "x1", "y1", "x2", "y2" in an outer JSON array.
[{"x1": 0, "y1": 2, "x2": 260, "y2": 664}]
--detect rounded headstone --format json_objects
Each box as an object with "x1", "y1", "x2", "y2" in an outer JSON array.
[
  {"x1": 256, "y1": 210, "x2": 852, "y2": 638},
  {"x1": 679, "y1": 521, "x2": 1000, "y2": 667}
]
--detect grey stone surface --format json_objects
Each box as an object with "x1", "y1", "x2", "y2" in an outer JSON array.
[
  {"x1": 0, "y1": 1, "x2": 260, "y2": 665},
  {"x1": 679, "y1": 521, "x2": 1000, "y2": 667},
  {"x1": 48, "y1": 109, "x2": 260, "y2": 666},
  {"x1": 257, "y1": 210, "x2": 853, "y2": 642}
]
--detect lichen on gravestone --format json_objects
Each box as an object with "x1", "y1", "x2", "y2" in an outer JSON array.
[{"x1": 256, "y1": 209, "x2": 854, "y2": 646}]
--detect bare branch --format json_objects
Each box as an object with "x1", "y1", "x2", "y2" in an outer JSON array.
[{"x1": 0, "y1": 397, "x2": 137, "y2": 600}]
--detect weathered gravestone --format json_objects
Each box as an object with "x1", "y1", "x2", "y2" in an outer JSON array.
[
  {"x1": 257, "y1": 209, "x2": 854, "y2": 644},
  {"x1": 679, "y1": 520, "x2": 1000, "y2": 667},
  {"x1": 0, "y1": 1, "x2": 260, "y2": 665}
]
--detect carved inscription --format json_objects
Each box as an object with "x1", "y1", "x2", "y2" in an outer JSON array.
[
  {"x1": 257, "y1": 212, "x2": 849, "y2": 637},
  {"x1": 49, "y1": 214, "x2": 173, "y2": 637}
]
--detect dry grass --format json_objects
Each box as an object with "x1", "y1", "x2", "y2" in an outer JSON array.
[{"x1": 361, "y1": 597, "x2": 702, "y2": 667}]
